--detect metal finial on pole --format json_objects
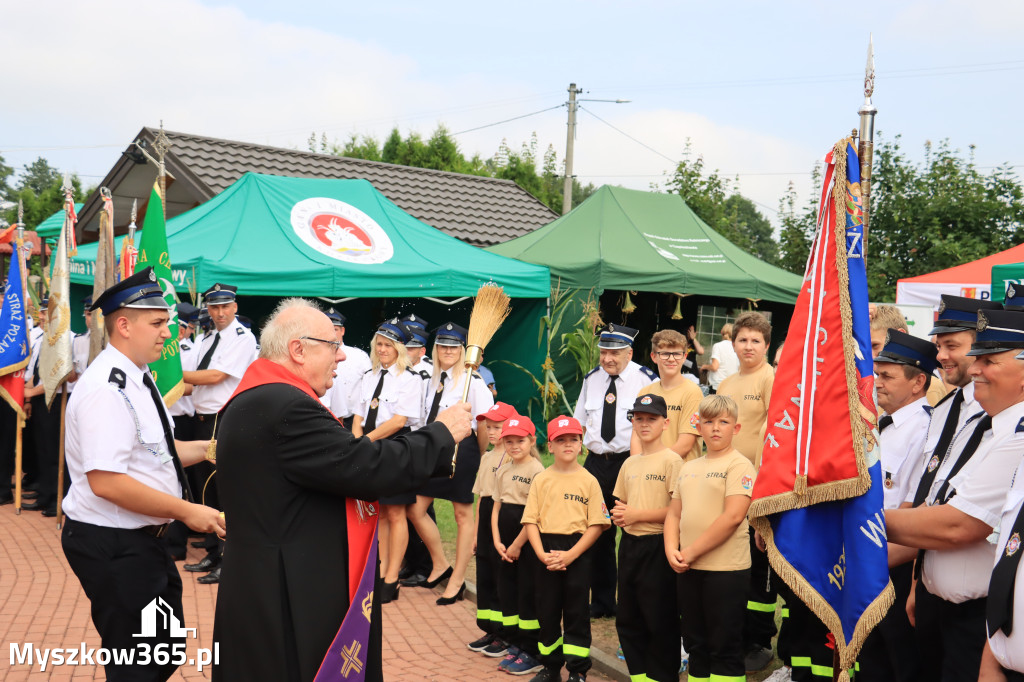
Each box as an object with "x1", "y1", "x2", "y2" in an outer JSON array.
[
  {"x1": 129, "y1": 198, "x2": 138, "y2": 241},
  {"x1": 154, "y1": 122, "x2": 171, "y2": 216},
  {"x1": 17, "y1": 198, "x2": 24, "y2": 242},
  {"x1": 858, "y1": 35, "x2": 877, "y2": 245}
]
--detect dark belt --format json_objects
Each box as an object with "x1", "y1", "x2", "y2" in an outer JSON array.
[
  {"x1": 195, "y1": 413, "x2": 217, "y2": 422},
  {"x1": 139, "y1": 523, "x2": 170, "y2": 538},
  {"x1": 587, "y1": 450, "x2": 630, "y2": 461}
]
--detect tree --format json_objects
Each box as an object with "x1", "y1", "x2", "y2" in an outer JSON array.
[
  {"x1": 866, "y1": 136, "x2": 1024, "y2": 300},
  {"x1": 662, "y1": 140, "x2": 778, "y2": 264},
  {"x1": 0, "y1": 153, "x2": 13, "y2": 199},
  {"x1": 19, "y1": 157, "x2": 61, "y2": 195},
  {"x1": 777, "y1": 163, "x2": 823, "y2": 274}
]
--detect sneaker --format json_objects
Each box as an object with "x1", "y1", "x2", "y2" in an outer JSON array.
[
  {"x1": 468, "y1": 634, "x2": 493, "y2": 652},
  {"x1": 504, "y1": 652, "x2": 544, "y2": 676},
  {"x1": 566, "y1": 673, "x2": 586, "y2": 682},
  {"x1": 744, "y1": 646, "x2": 774, "y2": 672},
  {"x1": 483, "y1": 641, "x2": 511, "y2": 658},
  {"x1": 498, "y1": 646, "x2": 522, "y2": 668},
  {"x1": 529, "y1": 668, "x2": 561, "y2": 682},
  {"x1": 680, "y1": 639, "x2": 689, "y2": 673},
  {"x1": 763, "y1": 666, "x2": 793, "y2": 681}
]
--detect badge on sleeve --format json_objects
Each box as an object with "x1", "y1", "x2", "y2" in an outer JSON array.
[
  {"x1": 741, "y1": 475, "x2": 753, "y2": 491},
  {"x1": 1007, "y1": 532, "x2": 1021, "y2": 557},
  {"x1": 690, "y1": 412, "x2": 700, "y2": 428}
]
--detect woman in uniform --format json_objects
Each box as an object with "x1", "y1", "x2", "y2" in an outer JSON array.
[
  {"x1": 406, "y1": 323, "x2": 493, "y2": 605},
  {"x1": 351, "y1": 318, "x2": 424, "y2": 603}
]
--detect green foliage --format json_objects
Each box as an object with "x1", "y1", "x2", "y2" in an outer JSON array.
[
  {"x1": 0, "y1": 161, "x2": 86, "y2": 232},
  {"x1": 0, "y1": 153, "x2": 13, "y2": 199},
  {"x1": 866, "y1": 136, "x2": 1024, "y2": 300},
  {"x1": 777, "y1": 163, "x2": 822, "y2": 274},
  {"x1": 318, "y1": 125, "x2": 594, "y2": 213},
  {"x1": 661, "y1": 141, "x2": 778, "y2": 265}
]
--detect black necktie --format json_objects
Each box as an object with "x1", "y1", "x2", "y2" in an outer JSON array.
[
  {"x1": 197, "y1": 332, "x2": 220, "y2": 371},
  {"x1": 427, "y1": 371, "x2": 447, "y2": 424},
  {"x1": 912, "y1": 388, "x2": 965, "y2": 507},
  {"x1": 878, "y1": 415, "x2": 894, "y2": 432},
  {"x1": 914, "y1": 412, "x2": 992, "y2": 579},
  {"x1": 988, "y1": 497, "x2": 1024, "y2": 636},
  {"x1": 364, "y1": 370, "x2": 387, "y2": 432},
  {"x1": 142, "y1": 373, "x2": 193, "y2": 502},
  {"x1": 601, "y1": 375, "x2": 618, "y2": 443}
]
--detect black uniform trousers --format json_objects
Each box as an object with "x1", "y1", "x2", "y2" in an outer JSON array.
[
  {"x1": 191, "y1": 414, "x2": 221, "y2": 558},
  {"x1": 914, "y1": 581, "x2": 987, "y2": 682},
  {"x1": 743, "y1": 526, "x2": 778, "y2": 651},
  {"x1": 475, "y1": 496, "x2": 502, "y2": 635},
  {"x1": 535, "y1": 532, "x2": 594, "y2": 675},
  {"x1": 0, "y1": 400, "x2": 16, "y2": 500},
  {"x1": 62, "y1": 518, "x2": 185, "y2": 682},
  {"x1": 495, "y1": 502, "x2": 539, "y2": 655},
  {"x1": 163, "y1": 415, "x2": 196, "y2": 559},
  {"x1": 616, "y1": 532, "x2": 680, "y2": 682},
  {"x1": 776, "y1": 581, "x2": 842, "y2": 681},
  {"x1": 28, "y1": 393, "x2": 62, "y2": 507},
  {"x1": 582, "y1": 451, "x2": 629, "y2": 616},
  {"x1": 677, "y1": 568, "x2": 749, "y2": 681},
  {"x1": 857, "y1": 562, "x2": 918, "y2": 682}
]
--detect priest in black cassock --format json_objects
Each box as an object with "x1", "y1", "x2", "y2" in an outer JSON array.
[{"x1": 211, "y1": 299, "x2": 472, "y2": 682}]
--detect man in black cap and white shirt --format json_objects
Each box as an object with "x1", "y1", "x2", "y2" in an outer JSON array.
[
  {"x1": 319, "y1": 308, "x2": 371, "y2": 429},
  {"x1": 402, "y1": 313, "x2": 433, "y2": 378},
  {"x1": 886, "y1": 307, "x2": 1024, "y2": 681},
  {"x1": 573, "y1": 323, "x2": 657, "y2": 618},
  {"x1": 182, "y1": 283, "x2": 257, "y2": 582},
  {"x1": 62, "y1": 267, "x2": 224, "y2": 682}
]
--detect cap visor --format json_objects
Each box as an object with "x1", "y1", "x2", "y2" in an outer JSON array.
[
  {"x1": 966, "y1": 346, "x2": 1017, "y2": 356},
  {"x1": 929, "y1": 324, "x2": 972, "y2": 335}
]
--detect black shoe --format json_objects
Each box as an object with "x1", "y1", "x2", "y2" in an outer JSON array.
[
  {"x1": 397, "y1": 565, "x2": 415, "y2": 580},
  {"x1": 400, "y1": 573, "x2": 427, "y2": 587},
  {"x1": 379, "y1": 580, "x2": 400, "y2": 604},
  {"x1": 436, "y1": 582, "x2": 465, "y2": 605},
  {"x1": 566, "y1": 673, "x2": 586, "y2": 682},
  {"x1": 41, "y1": 505, "x2": 58, "y2": 517},
  {"x1": 745, "y1": 646, "x2": 774, "y2": 672},
  {"x1": 423, "y1": 565, "x2": 453, "y2": 589},
  {"x1": 467, "y1": 634, "x2": 494, "y2": 652},
  {"x1": 190, "y1": 540, "x2": 207, "y2": 548},
  {"x1": 22, "y1": 497, "x2": 54, "y2": 511},
  {"x1": 197, "y1": 567, "x2": 221, "y2": 584},
  {"x1": 530, "y1": 668, "x2": 561, "y2": 682},
  {"x1": 21, "y1": 489, "x2": 38, "y2": 499},
  {"x1": 184, "y1": 555, "x2": 220, "y2": 573}
]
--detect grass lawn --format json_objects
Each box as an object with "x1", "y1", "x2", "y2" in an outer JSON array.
[{"x1": 433, "y1": 450, "x2": 788, "y2": 680}]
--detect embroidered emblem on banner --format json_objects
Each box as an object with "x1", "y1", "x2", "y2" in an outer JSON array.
[{"x1": 340, "y1": 640, "x2": 363, "y2": 677}]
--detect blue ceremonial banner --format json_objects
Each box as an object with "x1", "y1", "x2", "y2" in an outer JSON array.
[
  {"x1": 0, "y1": 244, "x2": 30, "y2": 414},
  {"x1": 750, "y1": 139, "x2": 893, "y2": 676}
]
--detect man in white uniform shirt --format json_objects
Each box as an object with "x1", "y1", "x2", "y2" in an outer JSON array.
[
  {"x1": 402, "y1": 313, "x2": 433, "y2": 379},
  {"x1": 182, "y1": 283, "x2": 257, "y2": 582},
  {"x1": 573, "y1": 323, "x2": 657, "y2": 619},
  {"x1": 61, "y1": 268, "x2": 223, "y2": 682},
  {"x1": 858, "y1": 329, "x2": 937, "y2": 682},
  {"x1": 320, "y1": 308, "x2": 371, "y2": 429},
  {"x1": 886, "y1": 307, "x2": 1024, "y2": 681}
]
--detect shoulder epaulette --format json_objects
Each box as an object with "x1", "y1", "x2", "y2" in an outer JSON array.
[
  {"x1": 472, "y1": 371, "x2": 483, "y2": 380},
  {"x1": 418, "y1": 370, "x2": 431, "y2": 380},
  {"x1": 364, "y1": 368, "x2": 374, "y2": 375},
  {"x1": 584, "y1": 366, "x2": 601, "y2": 379},
  {"x1": 74, "y1": 331, "x2": 85, "y2": 337},
  {"x1": 923, "y1": 405, "x2": 934, "y2": 416},
  {"x1": 108, "y1": 368, "x2": 127, "y2": 389},
  {"x1": 180, "y1": 342, "x2": 192, "y2": 351},
  {"x1": 236, "y1": 327, "x2": 245, "y2": 336},
  {"x1": 639, "y1": 365, "x2": 658, "y2": 381},
  {"x1": 933, "y1": 388, "x2": 957, "y2": 409},
  {"x1": 1016, "y1": 416, "x2": 1024, "y2": 434}
]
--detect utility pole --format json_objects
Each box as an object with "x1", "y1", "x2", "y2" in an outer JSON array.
[{"x1": 562, "y1": 83, "x2": 582, "y2": 215}]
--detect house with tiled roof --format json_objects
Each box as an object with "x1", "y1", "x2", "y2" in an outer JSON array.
[{"x1": 75, "y1": 127, "x2": 557, "y2": 247}]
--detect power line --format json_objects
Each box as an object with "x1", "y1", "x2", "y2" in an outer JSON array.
[
  {"x1": 578, "y1": 106, "x2": 677, "y2": 163},
  {"x1": 451, "y1": 104, "x2": 565, "y2": 136}
]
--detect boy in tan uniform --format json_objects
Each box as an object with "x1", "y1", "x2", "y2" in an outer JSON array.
[
  {"x1": 634, "y1": 329, "x2": 704, "y2": 461},
  {"x1": 612, "y1": 394, "x2": 684, "y2": 682},
  {"x1": 714, "y1": 311, "x2": 776, "y2": 672}
]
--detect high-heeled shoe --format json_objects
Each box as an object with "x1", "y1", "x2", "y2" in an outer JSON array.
[
  {"x1": 423, "y1": 565, "x2": 453, "y2": 589},
  {"x1": 436, "y1": 582, "x2": 466, "y2": 606},
  {"x1": 379, "y1": 580, "x2": 400, "y2": 604}
]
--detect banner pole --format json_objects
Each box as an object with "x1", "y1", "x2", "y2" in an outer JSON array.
[
  {"x1": 14, "y1": 413, "x2": 23, "y2": 514},
  {"x1": 56, "y1": 384, "x2": 67, "y2": 528}
]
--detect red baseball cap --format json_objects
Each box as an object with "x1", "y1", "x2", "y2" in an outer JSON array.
[
  {"x1": 500, "y1": 416, "x2": 535, "y2": 438},
  {"x1": 547, "y1": 416, "x2": 583, "y2": 441},
  {"x1": 477, "y1": 401, "x2": 518, "y2": 423}
]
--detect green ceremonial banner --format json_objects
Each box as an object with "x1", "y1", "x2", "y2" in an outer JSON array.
[
  {"x1": 135, "y1": 181, "x2": 184, "y2": 406},
  {"x1": 991, "y1": 263, "x2": 1024, "y2": 303}
]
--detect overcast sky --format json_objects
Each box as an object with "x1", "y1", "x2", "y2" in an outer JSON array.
[{"x1": 2, "y1": 0, "x2": 1021, "y2": 221}]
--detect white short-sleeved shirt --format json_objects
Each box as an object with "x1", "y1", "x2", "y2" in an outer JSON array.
[
  {"x1": 904, "y1": 383, "x2": 979, "y2": 504},
  {"x1": 191, "y1": 317, "x2": 257, "y2": 414},
  {"x1": 920, "y1": 400, "x2": 1024, "y2": 603},
  {"x1": 63, "y1": 344, "x2": 182, "y2": 528},
  {"x1": 574, "y1": 361, "x2": 659, "y2": 454},
  {"x1": 988, "y1": 458, "x2": 1024, "y2": 672},
  {"x1": 421, "y1": 368, "x2": 494, "y2": 432},
  {"x1": 879, "y1": 397, "x2": 931, "y2": 510},
  {"x1": 708, "y1": 339, "x2": 740, "y2": 389},
  {"x1": 411, "y1": 357, "x2": 433, "y2": 378},
  {"x1": 168, "y1": 337, "x2": 199, "y2": 418},
  {"x1": 67, "y1": 330, "x2": 90, "y2": 392},
  {"x1": 355, "y1": 364, "x2": 422, "y2": 428},
  {"x1": 320, "y1": 343, "x2": 372, "y2": 418}
]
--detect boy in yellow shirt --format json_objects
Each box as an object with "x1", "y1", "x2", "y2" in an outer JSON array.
[
  {"x1": 665, "y1": 395, "x2": 755, "y2": 682},
  {"x1": 522, "y1": 416, "x2": 609, "y2": 682},
  {"x1": 633, "y1": 329, "x2": 704, "y2": 461},
  {"x1": 613, "y1": 394, "x2": 684, "y2": 681}
]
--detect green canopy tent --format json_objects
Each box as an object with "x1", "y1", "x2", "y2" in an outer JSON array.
[
  {"x1": 68, "y1": 173, "x2": 550, "y2": 412},
  {"x1": 487, "y1": 185, "x2": 803, "y2": 394},
  {"x1": 36, "y1": 203, "x2": 83, "y2": 239}
]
